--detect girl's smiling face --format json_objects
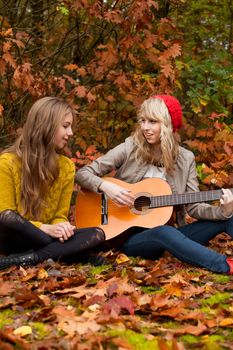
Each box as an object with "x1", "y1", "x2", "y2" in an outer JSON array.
[
  {"x1": 139, "y1": 117, "x2": 161, "y2": 145},
  {"x1": 54, "y1": 112, "x2": 73, "y2": 149}
]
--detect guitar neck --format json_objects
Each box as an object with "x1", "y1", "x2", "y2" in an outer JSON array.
[{"x1": 151, "y1": 189, "x2": 231, "y2": 208}]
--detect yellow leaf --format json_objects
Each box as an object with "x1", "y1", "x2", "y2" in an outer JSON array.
[
  {"x1": 220, "y1": 318, "x2": 233, "y2": 326},
  {"x1": 116, "y1": 253, "x2": 130, "y2": 264},
  {"x1": 37, "y1": 268, "x2": 48, "y2": 279},
  {"x1": 191, "y1": 104, "x2": 202, "y2": 113},
  {"x1": 199, "y1": 98, "x2": 208, "y2": 106},
  {"x1": 175, "y1": 79, "x2": 182, "y2": 90},
  {"x1": 13, "y1": 325, "x2": 32, "y2": 336}
]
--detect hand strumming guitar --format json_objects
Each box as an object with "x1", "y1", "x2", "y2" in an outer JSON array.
[{"x1": 99, "y1": 180, "x2": 135, "y2": 207}]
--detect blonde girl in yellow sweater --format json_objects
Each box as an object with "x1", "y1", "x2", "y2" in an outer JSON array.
[{"x1": 0, "y1": 97, "x2": 105, "y2": 269}]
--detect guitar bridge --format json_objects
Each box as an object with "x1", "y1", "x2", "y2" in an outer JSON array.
[{"x1": 101, "y1": 193, "x2": 108, "y2": 224}]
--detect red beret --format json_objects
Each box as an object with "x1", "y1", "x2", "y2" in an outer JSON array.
[{"x1": 152, "y1": 95, "x2": 182, "y2": 132}]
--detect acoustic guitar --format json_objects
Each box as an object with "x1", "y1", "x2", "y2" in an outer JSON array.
[{"x1": 75, "y1": 177, "x2": 228, "y2": 241}]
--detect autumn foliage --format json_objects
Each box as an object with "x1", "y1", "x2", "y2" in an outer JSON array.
[
  {"x1": 1, "y1": 240, "x2": 233, "y2": 349},
  {"x1": 0, "y1": 1, "x2": 181, "y2": 150},
  {"x1": 0, "y1": 1, "x2": 233, "y2": 349},
  {"x1": 0, "y1": 0, "x2": 232, "y2": 186}
]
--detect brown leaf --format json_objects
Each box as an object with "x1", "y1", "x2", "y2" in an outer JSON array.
[
  {"x1": 102, "y1": 296, "x2": 135, "y2": 316},
  {"x1": 54, "y1": 305, "x2": 101, "y2": 336},
  {"x1": 58, "y1": 318, "x2": 101, "y2": 336},
  {"x1": 0, "y1": 59, "x2": 6, "y2": 75},
  {"x1": 111, "y1": 337, "x2": 132, "y2": 349},
  {"x1": 74, "y1": 85, "x2": 87, "y2": 97},
  {"x1": 158, "y1": 337, "x2": 170, "y2": 350},
  {"x1": 172, "y1": 321, "x2": 207, "y2": 336},
  {"x1": 2, "y1": 52, "x2": 16, "y2": 68},
  {"x1": 14, "y1": 287, "x2": 42, "y2": 307},
  {"x1": 0, "y1": 281, "x2": 15, "y2": 296}
]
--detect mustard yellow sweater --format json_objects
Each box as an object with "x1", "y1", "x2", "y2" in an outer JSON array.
[{"x1": 0, "y1": 153, "x2": 75, "y2": 228}]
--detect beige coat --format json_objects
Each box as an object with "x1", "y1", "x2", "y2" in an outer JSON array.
[{"x1": 76, "y1": 136, "x2": 228, "y2": 226}]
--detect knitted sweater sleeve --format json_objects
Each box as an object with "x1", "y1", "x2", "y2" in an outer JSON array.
[{"x1": 0, "y1": 155, "x2": 17, "y2": 212}]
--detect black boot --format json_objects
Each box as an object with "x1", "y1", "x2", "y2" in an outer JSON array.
[
  {"x1": 0, "y1": 250, "x2": 38, "y2": 270},
  {"x1": 86, "y1": 254, "x2": 107, "y2": 266},
  {"x1": 77, "y1": 253, "x2": 107, "y2": 266}
]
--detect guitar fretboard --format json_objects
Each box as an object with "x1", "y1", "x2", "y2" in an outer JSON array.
[{"x1": 150, "y1": 189, "x2": 230, "y2": 208}]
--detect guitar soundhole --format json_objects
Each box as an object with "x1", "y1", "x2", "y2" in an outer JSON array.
[{"x1": 134, "y1": 196, "x2": 151, "y2": 212}]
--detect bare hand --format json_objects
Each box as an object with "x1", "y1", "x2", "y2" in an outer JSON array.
[
  {"x1": 99, "y1": 180, "x2": 135, "y2": 207},
  {"x1": 220, "y1": 189, "x2": 233, "y2": 217},
  {"x1": 40, "y1": 222, "x2": 76, "y2": 243}
]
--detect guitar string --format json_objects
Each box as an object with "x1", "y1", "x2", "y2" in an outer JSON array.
[{"x1": 134, "y1": 190, "x2": 223, "y2": 208}]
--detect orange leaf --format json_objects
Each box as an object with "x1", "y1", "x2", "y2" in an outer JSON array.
[
  {"x1": 158, "y1": 338, "x2": 170, "y2": 350},
  {"x1": 2, "y1": 28, "x2": 13, "y2": 36},
  {"x1": 220, "y1": 318, "x2": 233, "y2": 327},
  {"x1": 224, "y1": 143, "x2": 233, "y2": 156},
  {"x1": 0, "y1": 104, "x2": 4, "y2": 116},
  {"x1": 85, "y1": 145, "x2": 98, "y2": 155},
  {"x1": 3, "y1": 51, "x2": 17, "y2": 68},
  {"x1": 0, "y1": 281, "x2": 15, "y2": 296},
  {"x1": 161, "y1": 63, "x2": 173, "y2": 78},
  {"x1": 77, "y1": 67, "x2": 86, "y2": 76},
  {"x1": 173, "y1": 321, "x2": 207, "y2": 336},
  {"x1": 104, "y1": 10, "x2": 122, "y2": 24},
  {"x1": 3, "y1": 41, "x2": 11, "y2": 52},
  {"x1": 0, "y1": 58, "x2": 6, "y2": 75},
  {"x1": 74, "y1": 85, "x2": 87, "y2": 97},
  {"x1": 64, "y1": 63, "x2": 78, "y2": 71},
  {"x1": 11, "y1": 38, "x2": 25, "y2": 48}
]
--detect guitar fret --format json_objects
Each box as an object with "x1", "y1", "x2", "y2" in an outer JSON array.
[{"x1": 151, "y1": 189, "x2": 224, "y2": 208}]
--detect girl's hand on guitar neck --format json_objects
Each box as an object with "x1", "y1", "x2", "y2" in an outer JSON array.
[
  {"x1": 220, "y1": 189, "x2": 233, "y2": 217},
  {"x1": 99, "y1": 180, "x2": 135, "y2": 207}
]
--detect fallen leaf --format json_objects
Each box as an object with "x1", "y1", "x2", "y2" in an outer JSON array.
[
  {"x1": 0, "y1": 281, "x2": 15, "y2": 296},
  {"x1": 37, "y1": 268, "x2": 48, "y2": 279},
  {"x1": 116, "y1": 253, "x2": 130, "y2": 264},
  {"x1": 220, "y1": 318, "x2": 233, "y2": 327},
  {"x1": 13, "y1": 326, "x2": 32, "y2": 336}
]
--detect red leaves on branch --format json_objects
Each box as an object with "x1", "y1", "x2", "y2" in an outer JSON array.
[{"x1": 0, "y1": 0, "x2": 183, "y2": 151}]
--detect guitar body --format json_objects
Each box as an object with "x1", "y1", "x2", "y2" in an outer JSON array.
[{"x1": 75, "y1": 177, "x2": 173, "y2": 241}]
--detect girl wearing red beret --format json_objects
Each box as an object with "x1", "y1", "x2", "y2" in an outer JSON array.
[{"x1": 76, "y1": 95, "x2": 233, "y2": 274}]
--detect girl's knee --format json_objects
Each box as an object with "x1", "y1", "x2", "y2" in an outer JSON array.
[
  {"x1": 0, "y1": 209, "x2": 17, "y2": 223},
  {"x1": 94, "y1": 227, "x2": 106, "y2": 242},
  {"x1": 226, "y1": 216, "x2": 233, "y2": 225},
  {"x1": 150, "y1": 225, "x2": 177, "y2": 237}
]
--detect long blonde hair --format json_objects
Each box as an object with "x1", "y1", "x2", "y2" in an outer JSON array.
[
  {"x1": 3, "y1": 96, "x2": 74, "y2": 219},
  {"x1": 133, "y1": 97, "x2": 179, "y2": 173}
]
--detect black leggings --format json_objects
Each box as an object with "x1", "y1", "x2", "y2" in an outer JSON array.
[{"x1": 0, "y1": 210, "x2": 105, "y2": 263}]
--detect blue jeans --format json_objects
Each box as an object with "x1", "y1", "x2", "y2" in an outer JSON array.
[{"x1": 121, "y1": 217, "x2": 233, "y2": 273}]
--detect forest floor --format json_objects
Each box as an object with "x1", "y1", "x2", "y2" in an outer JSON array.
[{"x1": 0, "y1": 234, "x2": 233, "y2": 350}]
